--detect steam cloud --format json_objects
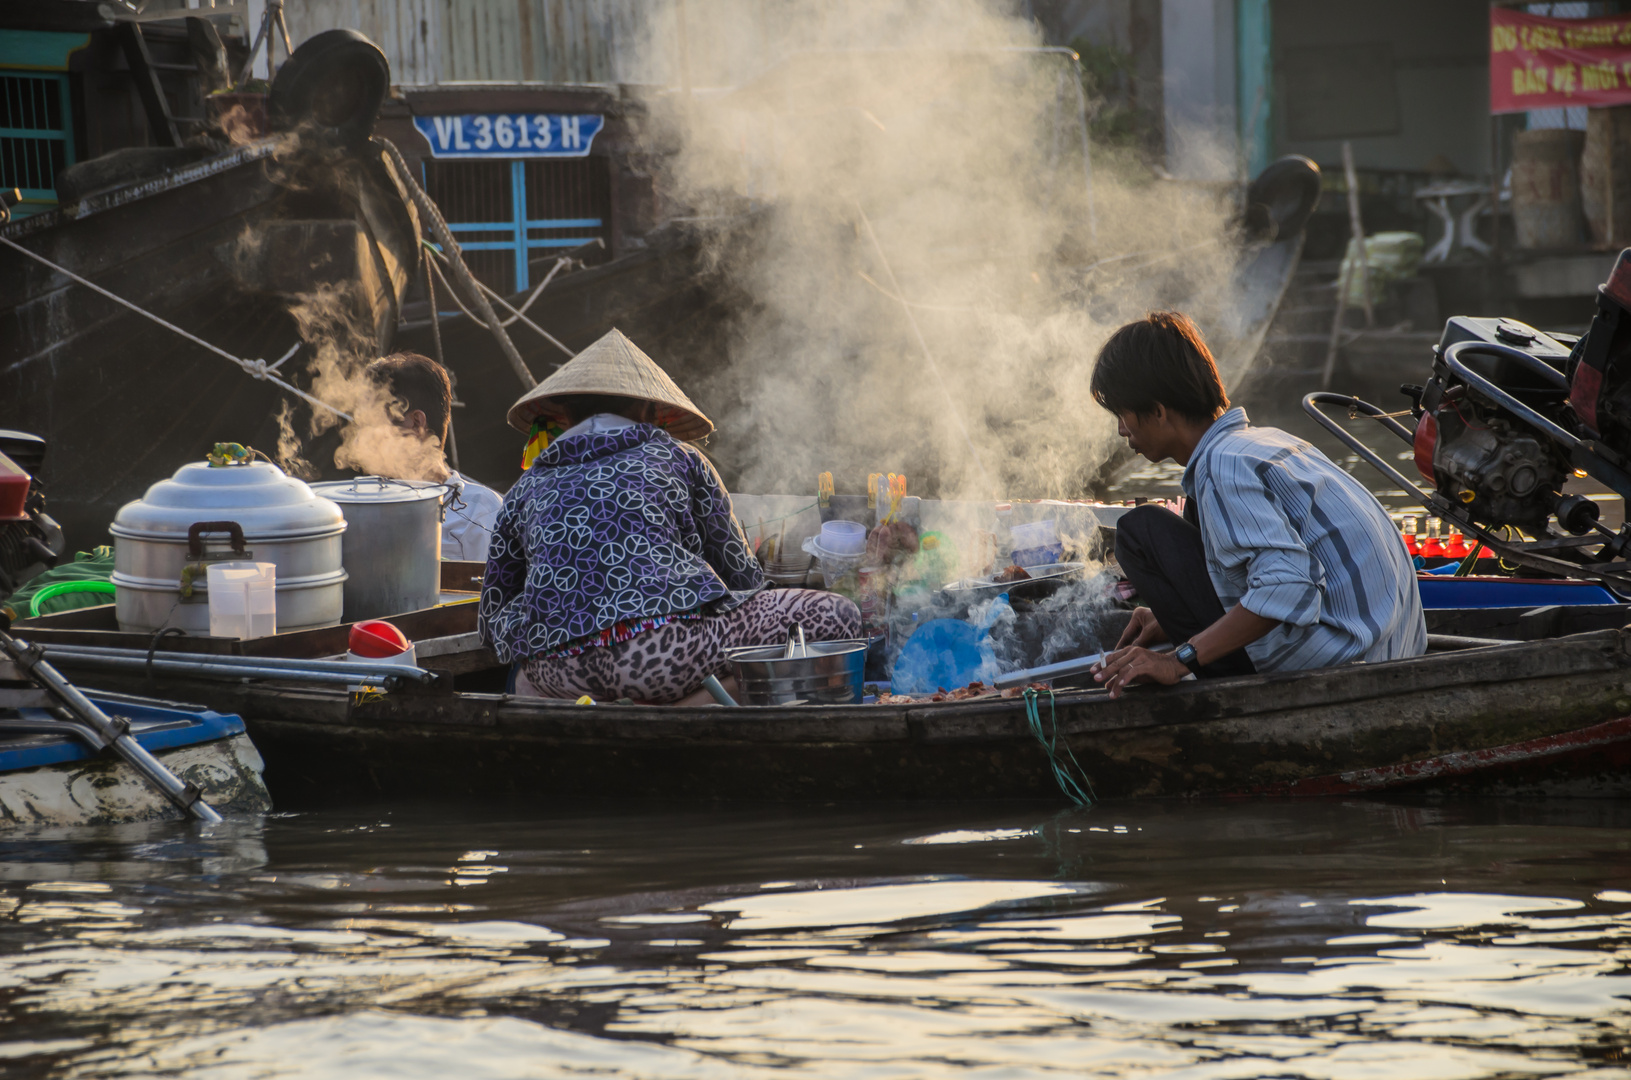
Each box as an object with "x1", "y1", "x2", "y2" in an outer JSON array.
[{"x1": 637, "y1": 0, "x2": 1246, "y2": 502}]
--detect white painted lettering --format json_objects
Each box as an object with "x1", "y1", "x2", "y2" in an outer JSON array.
[
  {"x1": 432, "y1": 116, "x2": 456, "y2": 150},
  {"x1": 532, "y1": 114, "x2": 552, "y2": 148},
  {"x1": 453, "y1": 117, "x2": 470, "y2": 150},
  {"x1": 560, "y1": 115, "x2": 580, "y2": 149}
]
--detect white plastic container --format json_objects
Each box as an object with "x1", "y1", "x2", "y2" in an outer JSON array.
[
  {"x1": 206, "y1": 561, "x2": 277, "y2": 640},
  {"x1": 819, "y1": 520, "x2": 867, "y2": 555},
  {"x1": 801, "y1": 535, "x2": 864, "y2": 589}
]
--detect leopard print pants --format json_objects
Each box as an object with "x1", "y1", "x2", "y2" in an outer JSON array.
[{"x1": 522, "y1": 588, "x2": 862, "y2": 704}]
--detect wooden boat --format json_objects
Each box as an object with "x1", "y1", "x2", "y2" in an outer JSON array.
[
  {"x1": 0, "y1": 690, "x2": 270, "y2": 827},
  {"x1": 392, "y1": 223, "x2": 733, "y2": 488},
  {"x1": 16, "y1": 593, "x2": 1631, "y2": 802},
  {"x1": 0, "y1": 52, "x2": 420, "y2": 552}
]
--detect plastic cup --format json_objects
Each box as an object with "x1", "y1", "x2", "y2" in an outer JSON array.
[{"x1": 206, "y1": 561, "x2": 276, "y2": 640}]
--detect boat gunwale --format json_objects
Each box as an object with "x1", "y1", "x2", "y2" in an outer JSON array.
[
  {"x1": 115, "y1": 627, "x2": 1631, "y2": 748},
  {"x1": 0, "y1": 141, "x2": 279, "y2": 240}
]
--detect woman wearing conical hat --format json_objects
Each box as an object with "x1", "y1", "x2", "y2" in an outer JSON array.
[{"x1": 478, "y1": 329, "x2": 861, "y2": 703}]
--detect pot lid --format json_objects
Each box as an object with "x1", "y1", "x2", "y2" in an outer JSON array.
[
  {"x1": 308, "y1": 476, "x2": 447, "y2": 504},
  {"x1": 111, "y1": 461, "x2": 346, "y2": 539}
]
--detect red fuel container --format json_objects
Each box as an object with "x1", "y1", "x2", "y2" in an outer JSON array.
[{"x1": 0, "y1": 451, "x2": 29, "y2": 521}]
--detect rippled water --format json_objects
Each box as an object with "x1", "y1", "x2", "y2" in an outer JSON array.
[{"x1": 3, "y1": 800, "x2": 1631, "y2": 1078}]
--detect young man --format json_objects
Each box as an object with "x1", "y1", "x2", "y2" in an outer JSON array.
[
  {"x1": 1089, "y1": 312, "x2": 1425, "y2": 698},
  {"x1": 365, "y1": 353, "x2": 504, "y2": 562}
]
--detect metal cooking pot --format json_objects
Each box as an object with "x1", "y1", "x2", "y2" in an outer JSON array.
[
  {"x1": 109, "y1": 460, "x2": 347, "y2": 635},
  {"x1": 308, "y1": 476, "x2": 445, "y2": 622},
  {"x1": 726, "y1": 639, "x2": 869, "y2": 706}
]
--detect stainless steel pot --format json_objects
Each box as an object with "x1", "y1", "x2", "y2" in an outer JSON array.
[
  {"x1": 109, "y1": 461, "x2": 348, "y2": 634},
  {"x1": 726, "y1": 639, "x2": 869, "y2": 705},
  {"x1": 308, "y1": 476, "x2": 445, "y2": 622}
]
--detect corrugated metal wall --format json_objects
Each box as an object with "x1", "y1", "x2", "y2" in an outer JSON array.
[
  {"x1": 283, "y1": 0, "x2": 441, "y2": 84},
  {"x1": 280, "y1": 0, "x2": 768, "y2": 86}
]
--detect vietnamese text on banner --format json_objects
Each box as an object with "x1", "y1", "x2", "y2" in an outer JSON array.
[{"x1": 1491, "y1": 7, "x2": 1631, "y2": 113}]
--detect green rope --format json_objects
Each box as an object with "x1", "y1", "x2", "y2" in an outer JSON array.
[{"x1": 1023, "y1": 687, "x2": 1097, "y2": 807}]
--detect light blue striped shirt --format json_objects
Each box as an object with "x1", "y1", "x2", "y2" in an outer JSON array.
[{"x1": 1181, "y1": 408, "x2": 1427, "y2": 672}]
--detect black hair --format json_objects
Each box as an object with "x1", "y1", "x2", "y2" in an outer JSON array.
[
  {"x1": 366, "y1": 352, "x2": 451, "y2": 445},
  {"x1": 551, "y1": 393, "x2": 652, "y2": 426},
  {"x1": 1090, "y1": 311, "x2": 1229, "y2": 425}
]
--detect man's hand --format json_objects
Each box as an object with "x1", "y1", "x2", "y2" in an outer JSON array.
[
  {"x1": 1092, "y1": 645, "x2": 1188, "y2": 699},
  {"x1": 1116, "y1": 607, "x2": 1169, "y2": 650}
]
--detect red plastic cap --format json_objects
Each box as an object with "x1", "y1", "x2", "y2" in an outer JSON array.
[{"x1": 348, "y1": 620, "x2": 411, "y2": 657}]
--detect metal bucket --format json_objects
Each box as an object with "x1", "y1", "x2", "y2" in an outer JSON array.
[
  {"x1": 308, "y1": 477, "x2": 445, "y2": 622},
  {"x1": 726, "y1": 639, "x2": 869, "y2": 706}
]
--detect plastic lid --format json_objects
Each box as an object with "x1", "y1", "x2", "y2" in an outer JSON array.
[{"x1": 348, "y1": 620, "x2": 411, "y2": 657}]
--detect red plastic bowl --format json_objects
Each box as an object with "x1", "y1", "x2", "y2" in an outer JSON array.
[{"x1": 348, "y1": 620, "x2": 411, "y2": 658}]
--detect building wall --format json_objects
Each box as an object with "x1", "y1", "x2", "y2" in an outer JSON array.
[
  {"x1": 1272, "y1": 0, "x2": 1490, "y2": 176},
  {"x1": 1162, "y1": 0, "x2": 1237, "y2": 180},
  {"x1": 280, "y1": 0, "x2": 774, "y2": 87}
]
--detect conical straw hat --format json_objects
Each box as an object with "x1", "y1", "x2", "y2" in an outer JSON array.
[{"x1": 505, "y1": 328, "x2": 713, "y2": 440}]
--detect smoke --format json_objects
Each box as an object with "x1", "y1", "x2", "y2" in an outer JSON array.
[
  {"x1": 230, "y1": 123, "x2": 450, "y2": 485},
  {"x1": 636, "y1": 0, "x2": 1243, "y2": 501}
]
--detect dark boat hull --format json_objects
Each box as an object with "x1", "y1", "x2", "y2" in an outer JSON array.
[
  {"x1": 0, "y1": 140, "x2": 419, "y2": 550},
  {"x1": 393, "y1": 224, "x2": 731, "y2": 491},
  {"x1": 54, "y1": 628, "x2": 1631, "y2": 804}
]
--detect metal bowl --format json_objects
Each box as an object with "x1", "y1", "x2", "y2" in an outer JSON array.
[{"x1": 725, "y1": 639, "x2": 869, "y2": 705}]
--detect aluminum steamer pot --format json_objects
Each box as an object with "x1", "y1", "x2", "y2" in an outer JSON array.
[
  {"x1": 110, "y1": 461, "x2": 347, "y2": 634},
  {"x1": 308, "y1": 476, "x2": 445, "y2": 622},
  {"x1": 725, "y1": 640, "x2": 869, "y2": 705}
]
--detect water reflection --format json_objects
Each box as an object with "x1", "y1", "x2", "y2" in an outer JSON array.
[{"x1": 2, "y1": 800, "x2": 1630, "y2": 1077}]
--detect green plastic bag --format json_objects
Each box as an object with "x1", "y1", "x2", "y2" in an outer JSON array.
[
  {"x1": 1341, "y1": 231, "x2": 1425, "y2": 307},
  {"x1": 5, "y1": 546, "x2": 116, "y2": 617}
]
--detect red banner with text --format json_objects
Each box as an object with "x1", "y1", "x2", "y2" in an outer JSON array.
[{"x1": 1491, "y1": 7, "x2": 1631, "y2": 114}]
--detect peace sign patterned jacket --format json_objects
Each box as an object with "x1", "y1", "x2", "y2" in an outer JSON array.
[{"x1": 478, "y1": 423, "x2": 766, "y2": 664}]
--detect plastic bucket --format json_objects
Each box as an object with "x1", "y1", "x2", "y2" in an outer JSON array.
[{"x1": 206, "y1": 561, "x2": 277, "y2": 640}]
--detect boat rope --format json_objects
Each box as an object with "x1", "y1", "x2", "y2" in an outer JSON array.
[
  {"x1": 422, "y1": 242, "x2": 576, "y2": 361},
  {"x1": 374, "y1": 136, "x2": 537, "y2": 390},
  {"x1": 0, "y1": 234, "x2": 353, "y2": 421},
  {"x1": 1022, "y1": 687, "x2": 1096, "y2": 807}
]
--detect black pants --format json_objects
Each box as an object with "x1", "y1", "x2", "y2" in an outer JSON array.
[{"x1": 1114, "y1": 504, "x2": 1256, "y2": 678}]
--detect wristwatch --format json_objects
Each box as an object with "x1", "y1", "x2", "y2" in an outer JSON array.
[{"x1": 1174, "y1": 642, "x2": 1204, "y2": 675}]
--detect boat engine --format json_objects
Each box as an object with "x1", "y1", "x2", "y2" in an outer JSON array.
[
  {"x1": 1307, "y1": 248, "x2": 1631, "y2": 586},
  {"x1": 1408, "y1": 316, "x2": 1583, "y2": 533},
  {"x1": 0, "y1": 431, "x2": 63, "y2": 602}
]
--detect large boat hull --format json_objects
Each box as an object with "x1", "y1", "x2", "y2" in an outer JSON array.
[{"x1": 0, "y1": 140, "x2": 419, "y2": 551}]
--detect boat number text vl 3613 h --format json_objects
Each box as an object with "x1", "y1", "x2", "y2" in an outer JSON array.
[{"x1": 412, "y1": 114, "x2": 606, "y2": 158}]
